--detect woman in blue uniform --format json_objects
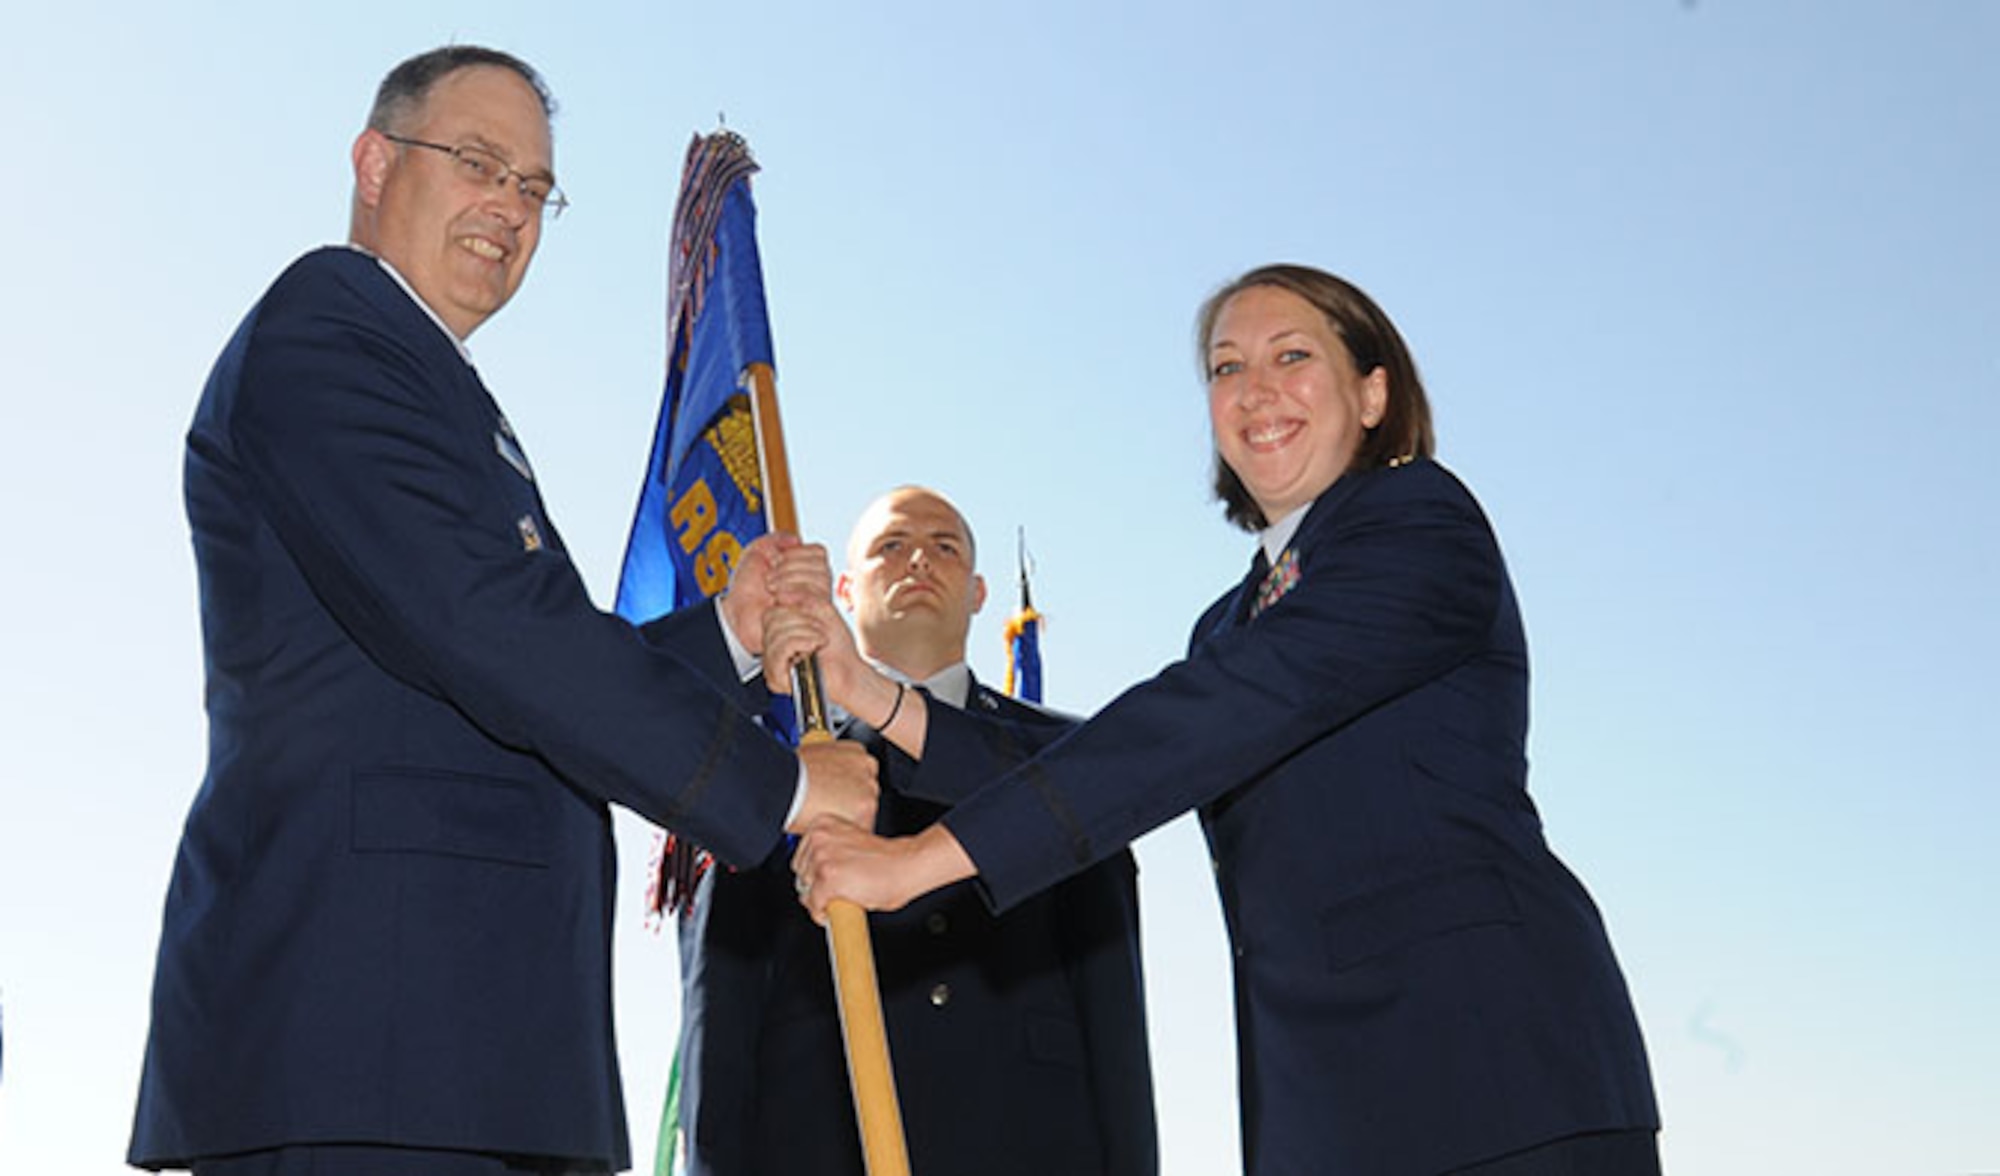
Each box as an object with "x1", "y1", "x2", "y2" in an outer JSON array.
[{"x1": 790, "y1": 264, "x2": 1661, "y2": 1175}]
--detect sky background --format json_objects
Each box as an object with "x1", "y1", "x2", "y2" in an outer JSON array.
[{"x1": 3, "y1": 2, "x2": 1996, "y2": 1173}]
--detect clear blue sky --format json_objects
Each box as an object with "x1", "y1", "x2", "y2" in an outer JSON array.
[{"x1": 2, "y1": 3, "x2": 1995, "y2": 1173}]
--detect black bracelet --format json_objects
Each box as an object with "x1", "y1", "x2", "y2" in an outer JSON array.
[{"x1": 879, "y1": 681, "x2": 907, "y2": 731}]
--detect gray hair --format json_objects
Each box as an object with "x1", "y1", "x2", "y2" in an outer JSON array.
[{"x1": 366, "y1": 45, "x2": 555, "y2": 134}]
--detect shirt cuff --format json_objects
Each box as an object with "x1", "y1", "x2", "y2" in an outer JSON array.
[
  {"x1": 785, "y1": 762, "x2": 808, "y2": 827},
  {"x1": 716, "y1": 596, "x2": 762, "y2": 682}
]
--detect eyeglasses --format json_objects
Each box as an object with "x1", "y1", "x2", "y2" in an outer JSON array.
[{"x1": 383, "y1": 134, "x2": 569, "y2": 220}]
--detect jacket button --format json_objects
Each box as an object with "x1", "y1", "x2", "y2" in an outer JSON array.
[
  {"x1": 925, "y1": 912, "x2": 949, "y2": 936},
  {"x1": 929, "y1": 983, "x2": 951, "y2": 1007}
]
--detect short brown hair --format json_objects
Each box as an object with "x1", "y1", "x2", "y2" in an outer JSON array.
[{"x1": 1195, "y1": 264, "x2": 1436, "y2": 532}]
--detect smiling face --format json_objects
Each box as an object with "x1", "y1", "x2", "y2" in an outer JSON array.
[
  {"x1": 1205, "y1": 284, "x2": 1388, "y2": 524},
  {"x1": 349, "y1": 64, "x2": 552, "y2": 338},
  {"x1": 837, "y1": 488, "x2": 987, "y2": 680}
]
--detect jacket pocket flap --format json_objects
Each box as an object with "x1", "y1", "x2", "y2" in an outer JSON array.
[
  {"x1": 352, "y1": 768, "x2": 551, "y2": 867},
  {"x1": 1321, "y1": 863, "x2": 1520, "y2": 972}
]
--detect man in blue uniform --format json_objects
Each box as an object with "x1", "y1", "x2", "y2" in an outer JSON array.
[
  {"x1": 674, "y1": 487, "x2": 1156, "y2": 1176},
  {"x1": 128, "y1": 45, "x2": 876, "y2": 1176}
]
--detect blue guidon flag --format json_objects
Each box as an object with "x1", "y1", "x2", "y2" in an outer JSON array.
[
  {"x1": 1003, "y1": 530, "x2": 1044, "y2": 705},
  {"x1": 615, "y1": 130, "x2": 776, "y2": 920}
]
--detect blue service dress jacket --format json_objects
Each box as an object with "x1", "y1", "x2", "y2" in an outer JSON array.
[
  {"x1": 939, "y1": 459, "x2": 1659, "y2": 1176},
  {"x1": 676, "y1": 675, "x2": 1157, "y2": 1176},
  {"x1": 129, "y1": 247, "x2": 800, "y2": 1171}
]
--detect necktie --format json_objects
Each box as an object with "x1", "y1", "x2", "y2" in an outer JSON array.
[{"x1": 1235, "y1": 549, "x2": 1269, "y2": 625}]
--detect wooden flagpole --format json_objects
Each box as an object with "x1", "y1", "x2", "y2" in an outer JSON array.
[{"x1": 745, "y1": 360, "x2": 912, "y2": 1176}]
